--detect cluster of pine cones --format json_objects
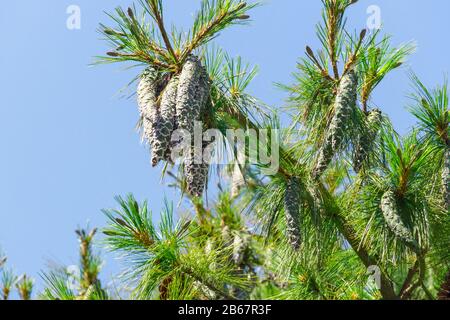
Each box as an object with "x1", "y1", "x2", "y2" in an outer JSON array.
[{"x1": 137, "y1": 55, "x2": 211, "y2": 197}]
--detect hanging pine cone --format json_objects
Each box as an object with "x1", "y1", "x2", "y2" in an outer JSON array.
[
  {"x1": 380, "y1": 190, "x2": 420, "y2": 253},
  {"x1": 184, "y1": 140, "x2": 212, "y2": 197},
  {"x1": 176, "y1": 55, "x2": 210, "y2": 133},
  {"x1": 313, "y1": 69, "x2": 358, "y2": 179},
  {"x1": 150, "y1": 76, "x2": 179, "y2": 166},
  {"x1": 137, "y1": 67, "x2": 162, "y2": 145},
  {"x1": 442, "y1": 148, "x2": 450, "y2": 209},
  {"x1": 353, "y1": 109, "x2": 382, "y2": 173},
  {"x1": 284, "y1": 177, "x2": 302, "y2": 250},
  {"x1": 177, "y1": 55, "x2": 211, "y2": 197}
]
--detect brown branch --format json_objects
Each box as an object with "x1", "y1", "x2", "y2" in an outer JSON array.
[
  {"x1": 324, "y1": 194, "x2": 399, "y2": 300},
  {"x1": 343, "y1": 29, "x2": 367, "y2": 79},
  {"x1": 402, "y1": 257, "x2": 431, "y2": 300},
  {"x1": 326, "y1": 4, "x2": 340, "y2": 79},
  {"x1": 399, "y1": 259, "x2": 419, "y2": 298},
  {"x1": 147, "y1": 1, "x2": 178, "y2": 63}
]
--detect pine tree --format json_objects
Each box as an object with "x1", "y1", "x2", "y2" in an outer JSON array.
[
  {"x1": 91, "y1": 0, "x2": 449, "y2": 300},
  {"x1": 0, "y1": 0, "x2": 443, "y2": 301}
]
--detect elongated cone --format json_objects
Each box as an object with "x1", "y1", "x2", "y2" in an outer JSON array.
[
  {"x1": 176, "y1": 55, "x2": 210, "y2": 133},
  {"x1": 179, "y1": 56, "x2": 211, "y2": 197},
  {"x1": 151, "y1": 76, "x2": 178, "y2": 166},
  {"x1": 353, "y1": 109, "x2": 382, "y2": 173},
  {"x1": 380, "y1": 190, "x2": 420, "y2": 253},
  {"x1": 184, "y1": 138, "x2": 213, "y2": 197},
  {"x1": 284, "y1": 177, "x2": 302, "y2": 250},
  {"x1": 137, "y1": 67, "x2": 161, "y2": 146},
  {"x1": 313, "y1": 69, "x2": 358, "y2": 179},
  {"x1": 443, "y1": 148, "x2": 450, "y2": 209}
]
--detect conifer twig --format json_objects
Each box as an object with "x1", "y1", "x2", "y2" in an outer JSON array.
[{"x1": 143, "y1": 1, "x2": 178, "y2": 63}]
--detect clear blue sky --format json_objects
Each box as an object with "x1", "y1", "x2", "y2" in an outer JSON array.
[{"x1": 1, "y1": 0, "x2": 449, "y2": 295}]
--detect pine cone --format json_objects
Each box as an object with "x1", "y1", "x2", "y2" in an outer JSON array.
[
  {"x1": 137, "y1": 68, "x2": 178, "y2": 167},
  {"x1": 137, "y1": 67, "x2": 161, "y2": 146},
  {"x1": 151, "y1": 76, "x2": 178, "y2": 166},
  {"x1": 380, "y1": 190, "x2": 420, "y2": 253},
  {"x1": 176, "y1": 55, "x2": 210, "y2": 134},
  {"x1": 442, "y1": 148, "x2": 450, "y2": 209},
  {"x1": 184, "y1": 142, "x2": 209, "y2": 197},
  {"x1": 353, "y1": 108, "x2": 382, "y2": 173},
  {"x1": 284, "y1": 177, "x2": 302, "y2": 250},
  {"x1": 177, "y1": 55, "x2": 211, "y2": 197},
  {"x1": 313, "y1": 69, "x2": 358, "y2": 179}
]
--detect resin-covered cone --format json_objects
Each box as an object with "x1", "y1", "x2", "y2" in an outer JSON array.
[
  {"x1": 151, "y1": 76, "x2": 178, "y2": 166},
  {"x1": 380, "y1": 190, "x2": 420, "y2": 253},
  {"x1": 353, "y1": 109, "x2": 382, "y2": 173},
  {"x1": 178, "y1": 56, "x2": 211, "y2": 197},
  {"x1": 284, "y1": 177, "x2": 302, "y2": 250},
  {"x1": 137, "y1": 67, "x2": 161, "y2": 147},
  {"x1": 184, "y1": 143, "x2": 209, "y2": 197},
  {"x1": 176, "y1": 55, "x2": 210, "y2": 134},
  {"x1": 313, "y1": 69, "x2": 358, "y2": 179}
]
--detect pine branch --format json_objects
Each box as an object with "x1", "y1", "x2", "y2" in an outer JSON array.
[
  {"x1": 16, "y1": 274, "x2": 34, "y2": 300},
  {"x1": 180, "y1": 1, "x2": 256, "y2": 63},
  {"x1": 140, "y1": 1, "x2": 178, "y2": 63},
  {"x1": 399, "y1": 259, "x2": 419, "y2": 298},
  {"x1": 226, "y1": 87, "x2": 399, "y2": 299},
  {"x1": 75, "y1": 227, "x2": 103, "y2": 297}
]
